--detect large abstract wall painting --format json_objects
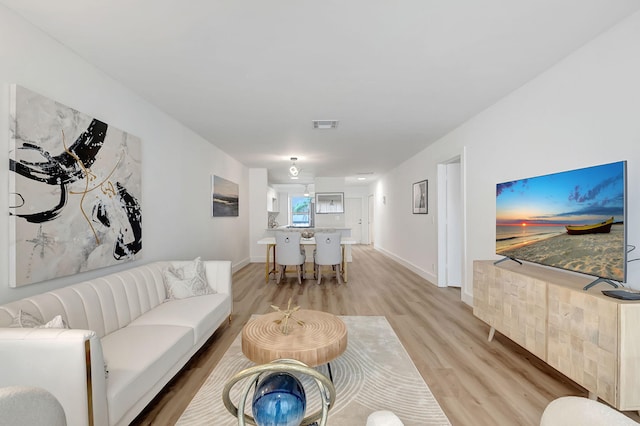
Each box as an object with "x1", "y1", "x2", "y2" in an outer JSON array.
[
  {"x1": 9, "y1": 85, "x2": 142, "y2": 287},
  {"x1": 212, "y1": 175, "x2": 239, "y2": 217}
]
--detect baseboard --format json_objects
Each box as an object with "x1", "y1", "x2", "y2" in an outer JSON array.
[
  {"x1": 232, "y1": 257, "x2": 251, "y2": 273},
  {"x1": 461, "y1": 290, "x2": 473, "y2": 306},
  {"x1": 374, "y1": 246, "x2": 438, "y2": 286}
]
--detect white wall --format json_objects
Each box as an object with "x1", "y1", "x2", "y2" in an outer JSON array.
[
  {"x1": 373, "y1": 143, "x2": 453, "y2": 285},
  {"x1": 0, "y1": 6, "x2": 250, "y2": 303},
  {"x1": 375, "y1": 11, "x2": 640, "y2": 304},
  {"x1": 249, "y1": 168, "x2": 269, "y2": 262}
]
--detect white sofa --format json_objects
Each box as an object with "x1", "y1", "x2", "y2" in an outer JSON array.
[{"x1": 0, "y1": 260, "x2": 233, "y2": 426}]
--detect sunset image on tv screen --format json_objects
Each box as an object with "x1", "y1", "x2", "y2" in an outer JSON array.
[{"x1": 496, "y1": 161, "x2": 626, "y2": 282}]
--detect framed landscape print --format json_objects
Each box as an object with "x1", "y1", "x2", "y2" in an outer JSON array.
[
  {"x1": 413, "y1": 180, "x2": 428, "y2": 214},
  {"x1": 212, "y1": 175, "x2": 239, "y2": 217},
  {"x1": 9, "y1": 85, "x2": 142, "y2": 287}
]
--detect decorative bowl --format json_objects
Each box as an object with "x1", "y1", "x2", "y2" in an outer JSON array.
[
  {"x1": 301, "y1": 231, "x2": 315, "y2": 239},
  {"x1": 252, "y1": 372, "x2": 306, "y2": 426}
]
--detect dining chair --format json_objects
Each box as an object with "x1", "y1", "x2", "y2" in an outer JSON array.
[
  {"x1": 275, "y1": 231, "x2": 306, "y2": 284},
  {"x1": 313, "y1": 232, "x2": 342, "y2": 285}
]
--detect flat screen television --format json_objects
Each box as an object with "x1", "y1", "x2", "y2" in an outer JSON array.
[{"x1": 496, "y1": 161, "x2": 627, "y2": 288}]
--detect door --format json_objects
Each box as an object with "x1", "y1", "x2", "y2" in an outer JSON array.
[
  {"x1": 446, "y1": 162, "x2": 463, "y2": 287},
  {"x1": 345, "y1": 197, "x2": 363, "y2": 243},
  {"x1": 368, "y1": 194, "x2": 374, "y2": 245},
  {"x1": 437, "y1": 157, "x2": 463, "y2": 287}
]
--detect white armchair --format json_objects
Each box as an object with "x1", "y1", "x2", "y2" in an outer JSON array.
[
  {"x1": 275, "y1": 232, "x2": 306, "y2": 284},
  {"x1": 314, "y1": 232, "x2": 342, "y2": 285}
]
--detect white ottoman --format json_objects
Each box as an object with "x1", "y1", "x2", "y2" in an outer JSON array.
[{"x1": 366, "y1": 410, "x2": 404, "y2": 426}]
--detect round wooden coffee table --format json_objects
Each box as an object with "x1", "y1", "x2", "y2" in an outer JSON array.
[{"x1": 242, "y1": 310, "x2": 348, "y2": 368}]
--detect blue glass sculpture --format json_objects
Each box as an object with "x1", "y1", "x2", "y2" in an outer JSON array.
[{"x1": 252, "y1": 372, "x2": 306, "y2": 426}]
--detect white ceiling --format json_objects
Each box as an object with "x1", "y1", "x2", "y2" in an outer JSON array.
[{"x1": 3, "y1": 1, "x2": 639, "y2": 184}]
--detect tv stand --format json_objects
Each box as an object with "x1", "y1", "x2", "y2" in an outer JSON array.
[
  {"x1": 493, "y1": 256, "x2": 522, "y2": 266},
  {"x1": 583, "y1": 277, "x2": 619, "y2": 291},
  {"x1": 474, "y1": 260, "x2": 640, "y2": 412}
]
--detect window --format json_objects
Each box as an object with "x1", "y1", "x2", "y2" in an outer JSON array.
[{"x1": 290, "y1": 196, "x2": 313, "y2": 227}]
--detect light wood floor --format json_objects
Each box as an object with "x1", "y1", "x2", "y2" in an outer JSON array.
[{"x1": 132, "y1": 245, "x2": 640, "y2": 425}]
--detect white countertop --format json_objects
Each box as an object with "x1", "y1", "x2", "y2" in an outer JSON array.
[
  {"x1": 258, "y1": 237, "x2": 356, "y2": 245},
  {"x1": 266, "y1": 226, "x2": 352, "y2": 231}
]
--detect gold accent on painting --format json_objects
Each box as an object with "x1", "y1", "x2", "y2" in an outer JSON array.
[{"x1": 62, "y1": 129, "x2": 123, "y2": 245}]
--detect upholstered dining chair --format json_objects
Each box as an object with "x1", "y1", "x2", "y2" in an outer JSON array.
[
  {"x1": 275, "y1": 231, "x2": 306, "y2": 284},
  {"x1": 313, "y1": 232, "x2": 342, "y2": 285}
]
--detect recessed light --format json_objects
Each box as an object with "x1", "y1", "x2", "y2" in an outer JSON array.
[
  {"x1": 312, "y1": 120, "x2": 339, "y2": 129},
  {"x1": 357, "y1": 177, "x2": 366, "y2": 181}
]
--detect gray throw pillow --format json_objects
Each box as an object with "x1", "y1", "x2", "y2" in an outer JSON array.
[
  {"x1": 163, "y1": 257, "x2": 215, "y2": 300},
  {"x1": 9, "y1": 310, "x2": 68, "y2": 329}
]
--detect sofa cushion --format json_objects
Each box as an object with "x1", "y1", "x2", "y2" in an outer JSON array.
[
  {"x1": 128, "y1": 294, "x2": 231, "y2": 344},
  {"x1": 100, "y1": 324, "x2": 193, "y2": 425}
]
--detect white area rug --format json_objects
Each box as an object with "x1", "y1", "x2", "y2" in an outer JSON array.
[{"x1": 177, "y1": 316, "x2": 451, "y2": 425}]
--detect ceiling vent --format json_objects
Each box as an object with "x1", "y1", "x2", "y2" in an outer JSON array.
[{"x1": 312, "y1": 120, "x2": 339, "y2": 129}]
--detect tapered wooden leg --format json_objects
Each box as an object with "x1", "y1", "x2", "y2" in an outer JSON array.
[
  {"x1": 342, "y1": 249, "x2": 348, "y2": 283},
  {"x1": 336, "y1": 264, "x2": 342, "y2": 284},
  {"x1": 265, "y1": 245, "x2": 270, "y2": 283},
  {"x1": 342, "y1": 246, "x2": 349, "y2": 284},
  {"x1": 488, "y1": 326, "x2": 496, "y2": 342}
]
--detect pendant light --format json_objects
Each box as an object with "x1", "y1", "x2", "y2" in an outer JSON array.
[{"x1": 289, "y1": 157, "x2": 300, "y2": 179}]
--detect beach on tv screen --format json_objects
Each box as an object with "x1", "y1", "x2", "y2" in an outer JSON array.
[{"x1": 495, "y1": 161, "x2": 627, "y2": 282}]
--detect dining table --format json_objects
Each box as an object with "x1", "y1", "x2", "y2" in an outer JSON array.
[{"x1": 257, "y1": 236, "x2": 356, "y2": 283}]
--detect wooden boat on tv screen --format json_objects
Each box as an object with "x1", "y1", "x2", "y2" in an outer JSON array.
[{"x1": 565, "y1": 217, "x2": 614, "y2": 235}]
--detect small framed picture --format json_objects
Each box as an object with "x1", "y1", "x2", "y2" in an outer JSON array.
[
  {"x1": 315, "y1": 192, "x2": 344, "y2": 214},
  {"x1": 412, "y1": 180, "x2": 428, "y2": 214}
]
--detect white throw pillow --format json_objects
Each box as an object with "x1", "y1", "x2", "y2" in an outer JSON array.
[
  {"x1": 40, "y1": 315, "x2": 67, "y2": 329},
  {"x1": 163, "y1": 257, "x2": 215, "y2": 300},
  {"x1": 9, "y1": 310, "x2": 68, "y2": 329}
]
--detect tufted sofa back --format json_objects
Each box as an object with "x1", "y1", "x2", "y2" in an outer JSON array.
[{"x1": 0, "y1": 261, "x2": 172, "y2": 338}]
